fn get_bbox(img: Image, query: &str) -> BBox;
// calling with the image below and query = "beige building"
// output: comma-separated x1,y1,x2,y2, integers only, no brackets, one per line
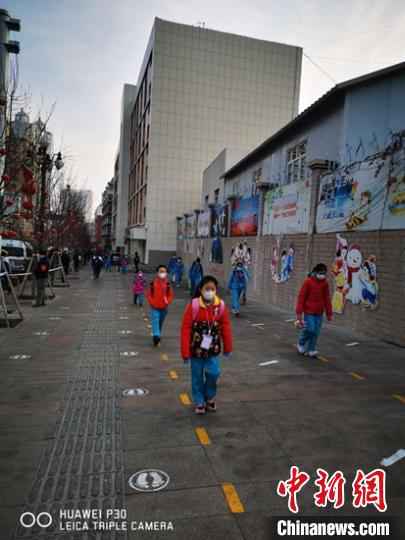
127,18,302,264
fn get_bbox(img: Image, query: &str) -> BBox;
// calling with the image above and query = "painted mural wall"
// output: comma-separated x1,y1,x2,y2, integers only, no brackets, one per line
230,195,259,236
263,181,311,235
316,132,405,233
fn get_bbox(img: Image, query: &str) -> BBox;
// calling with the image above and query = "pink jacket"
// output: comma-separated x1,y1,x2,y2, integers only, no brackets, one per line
132,274,146,294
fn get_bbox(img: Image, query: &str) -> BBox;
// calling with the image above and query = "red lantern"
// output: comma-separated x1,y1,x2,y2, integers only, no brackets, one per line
0,148,6,157
5,199,13,207
22,181,37,195
22,165,34,182
22,198,34,211
1,174,11,185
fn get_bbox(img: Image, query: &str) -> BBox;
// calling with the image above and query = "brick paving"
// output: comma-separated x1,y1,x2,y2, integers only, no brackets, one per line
0,268,404,539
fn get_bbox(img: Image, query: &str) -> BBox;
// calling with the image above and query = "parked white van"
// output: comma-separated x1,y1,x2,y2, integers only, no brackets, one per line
0,239,33,274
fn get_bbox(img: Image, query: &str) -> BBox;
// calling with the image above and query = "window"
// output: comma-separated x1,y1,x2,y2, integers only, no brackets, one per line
214,189,220,205
286,141,307,184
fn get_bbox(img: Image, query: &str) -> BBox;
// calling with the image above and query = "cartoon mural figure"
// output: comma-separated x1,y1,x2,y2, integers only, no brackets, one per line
280,247,294,282
270,245,279,282
346,190,372,230
359,255,378,309
271,239,294,283
331,234,378,313
331,234,349,314
345,245,363,304
230,241,251,268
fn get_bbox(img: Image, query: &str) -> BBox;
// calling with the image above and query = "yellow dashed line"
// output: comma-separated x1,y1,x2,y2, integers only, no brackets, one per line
169,370,178,380
318,355,329,363
350,372,365,381
393,394,405,404
161,353,169,361
195,427,211,445
179,393,191,405
222,483,245,513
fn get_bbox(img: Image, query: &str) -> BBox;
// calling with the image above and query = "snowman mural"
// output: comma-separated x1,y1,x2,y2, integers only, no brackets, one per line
345,245,363,304
331,235,379,313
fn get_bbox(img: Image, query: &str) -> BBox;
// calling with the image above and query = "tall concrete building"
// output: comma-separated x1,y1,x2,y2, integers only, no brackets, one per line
113,84,137,251
127,18,302,264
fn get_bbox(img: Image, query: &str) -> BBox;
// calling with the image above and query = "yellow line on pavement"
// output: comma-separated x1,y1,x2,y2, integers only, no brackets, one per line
195,427,211,445
318,355,329,363
222,483,245,513
161,353,169,361
393,394,405,404
350,372,365,381
169,370,178,380
179,393,191,405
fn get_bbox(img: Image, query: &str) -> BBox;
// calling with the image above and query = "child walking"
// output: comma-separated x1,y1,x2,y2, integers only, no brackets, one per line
147,265,174,346
132,271,146,306
228,262,249,316
181,275,232,415
296,263,333,357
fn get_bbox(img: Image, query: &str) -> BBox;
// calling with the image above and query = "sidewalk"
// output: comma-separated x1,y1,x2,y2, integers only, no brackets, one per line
0,269,404,539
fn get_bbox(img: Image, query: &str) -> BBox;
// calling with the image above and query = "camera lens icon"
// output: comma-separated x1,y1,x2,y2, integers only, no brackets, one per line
20,512,53,528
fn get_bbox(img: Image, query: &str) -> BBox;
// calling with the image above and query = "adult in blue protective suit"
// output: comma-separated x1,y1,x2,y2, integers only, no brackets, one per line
188,257,204,297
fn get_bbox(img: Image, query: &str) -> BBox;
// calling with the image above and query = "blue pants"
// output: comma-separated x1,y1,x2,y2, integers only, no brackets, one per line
133,293,144,306
190,277,201,296
150,308,168,338
231,287,243,312
191,356,221,406
299,314,323,352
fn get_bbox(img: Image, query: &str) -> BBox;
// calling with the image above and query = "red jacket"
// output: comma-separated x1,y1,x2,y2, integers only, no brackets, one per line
181,296,233,359
296,276,333,319
146,278,174,309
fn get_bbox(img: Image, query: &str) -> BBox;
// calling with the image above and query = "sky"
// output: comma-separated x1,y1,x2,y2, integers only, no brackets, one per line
4,0,405,216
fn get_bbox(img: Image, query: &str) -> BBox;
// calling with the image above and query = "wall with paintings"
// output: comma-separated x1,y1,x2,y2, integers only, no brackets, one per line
317,134,405,233
263,180,311,235
230,195,260,236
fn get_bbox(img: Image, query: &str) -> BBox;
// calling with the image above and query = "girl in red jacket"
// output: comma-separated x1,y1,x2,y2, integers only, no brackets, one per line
181,275,232,415
296,263,333,357
146,265,174,347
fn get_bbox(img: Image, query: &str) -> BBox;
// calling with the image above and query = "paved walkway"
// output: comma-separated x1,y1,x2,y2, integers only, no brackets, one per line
0,269,404,539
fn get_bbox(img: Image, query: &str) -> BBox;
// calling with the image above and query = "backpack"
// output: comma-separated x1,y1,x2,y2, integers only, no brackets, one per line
36,258,49,277
191,297,225,321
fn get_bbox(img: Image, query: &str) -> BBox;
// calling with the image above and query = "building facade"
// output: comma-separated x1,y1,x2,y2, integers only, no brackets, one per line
113,84,137,252
177,61,405,346
127,18,302,264
101,179,113,251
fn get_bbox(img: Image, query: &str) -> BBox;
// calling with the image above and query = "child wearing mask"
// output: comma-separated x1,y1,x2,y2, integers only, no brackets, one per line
228,263,249,316
132,271,146,306
147,265,174,346
181,275,233,415
296,263,333,357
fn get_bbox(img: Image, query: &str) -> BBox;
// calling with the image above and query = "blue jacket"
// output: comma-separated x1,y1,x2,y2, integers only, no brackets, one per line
228,267,249,290
189,261,203,281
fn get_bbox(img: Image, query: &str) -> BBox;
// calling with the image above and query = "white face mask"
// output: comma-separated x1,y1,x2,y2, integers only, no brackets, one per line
202,290,216,302
158,272,167,279
316,273,326,280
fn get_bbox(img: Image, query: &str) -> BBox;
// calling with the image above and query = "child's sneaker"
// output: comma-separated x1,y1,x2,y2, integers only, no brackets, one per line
297,344,305,354
308,350,318,357
206,400,217,412
194,405,206,415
